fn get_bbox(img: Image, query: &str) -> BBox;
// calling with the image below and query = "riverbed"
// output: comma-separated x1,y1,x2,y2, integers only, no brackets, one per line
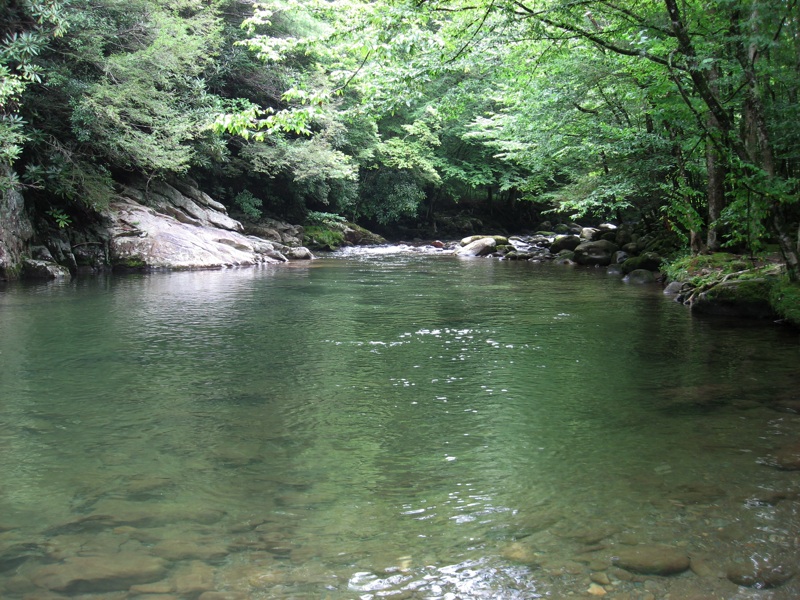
1,252,798,599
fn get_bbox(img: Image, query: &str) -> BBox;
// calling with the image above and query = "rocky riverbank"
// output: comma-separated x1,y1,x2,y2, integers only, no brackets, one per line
0,179,315,281
444,225,799,328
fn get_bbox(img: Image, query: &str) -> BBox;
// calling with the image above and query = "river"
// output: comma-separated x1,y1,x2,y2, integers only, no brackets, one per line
1,250,798,599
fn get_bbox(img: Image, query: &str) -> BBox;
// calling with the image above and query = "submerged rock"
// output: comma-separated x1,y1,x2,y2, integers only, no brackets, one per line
623,269,657,284
31,554,168,593
726,559,794,588
774,441,800,470
612,544,690,576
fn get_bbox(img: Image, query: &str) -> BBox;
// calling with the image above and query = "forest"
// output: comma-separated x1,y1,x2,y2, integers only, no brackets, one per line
2,0,800,281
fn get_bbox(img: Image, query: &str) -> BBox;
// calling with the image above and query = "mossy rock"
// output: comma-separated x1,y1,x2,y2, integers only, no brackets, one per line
600,231,618,242
112,256,148,270
303,225,346,250
621,252,663,274
666,252,749,283
691,279,775,319
769,278,800,328
550,235,581,253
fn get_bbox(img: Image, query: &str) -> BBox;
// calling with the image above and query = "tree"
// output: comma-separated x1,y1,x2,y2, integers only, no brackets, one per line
410,0,800,277
1,0,70,191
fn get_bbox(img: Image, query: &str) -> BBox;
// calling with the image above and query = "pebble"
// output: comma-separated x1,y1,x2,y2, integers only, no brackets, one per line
587,582,607,595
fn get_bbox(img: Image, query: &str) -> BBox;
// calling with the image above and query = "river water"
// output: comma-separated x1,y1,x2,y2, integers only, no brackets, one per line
0,250,798,599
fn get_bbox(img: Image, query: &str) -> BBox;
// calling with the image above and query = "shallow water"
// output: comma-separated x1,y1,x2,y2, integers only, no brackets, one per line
0,253,798,599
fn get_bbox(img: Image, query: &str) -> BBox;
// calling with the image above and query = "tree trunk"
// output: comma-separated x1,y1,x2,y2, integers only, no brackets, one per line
735,2,800,280
705,63,726,252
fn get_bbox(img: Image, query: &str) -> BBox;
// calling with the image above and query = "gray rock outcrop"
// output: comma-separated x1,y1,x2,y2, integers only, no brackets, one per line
100,181,314,271
3,177,315,279
104,201,280,270
0,167,35,280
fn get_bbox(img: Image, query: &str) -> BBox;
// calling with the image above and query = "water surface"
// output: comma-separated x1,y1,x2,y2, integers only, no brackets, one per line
1,253,798,598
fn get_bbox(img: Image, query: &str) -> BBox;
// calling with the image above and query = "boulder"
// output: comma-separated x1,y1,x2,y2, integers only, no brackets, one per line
623,269,657,284
573,240,619,266
153,539,229,562
622,242,639,254
457,237,497,257
553,256,576,266
567,222,583,235
621,252,663,274
611,250,629,264
172,561,216,595
460,234,509,246
550,235,582,253
690,279,774,319
580,227,600,240
774,441,800,470
663,281,688,295
243,217,305,246
600,231,617,242
615,225,634,247
727,559,794,588
31,554,168,593
283,246,315,260
612,544,690,576
20,258,71,279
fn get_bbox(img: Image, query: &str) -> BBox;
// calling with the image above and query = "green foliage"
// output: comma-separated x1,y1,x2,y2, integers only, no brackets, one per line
303,224,345,250
46,207,71,228
306,211,346,225
1,0,70,189
769,278,800,328
357,170,425,225
233,190,263,219
23,153,115,208
664,253,755,286
66,1,225,175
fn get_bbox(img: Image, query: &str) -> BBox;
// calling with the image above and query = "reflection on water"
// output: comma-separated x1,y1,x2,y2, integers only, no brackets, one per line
0,257,798,599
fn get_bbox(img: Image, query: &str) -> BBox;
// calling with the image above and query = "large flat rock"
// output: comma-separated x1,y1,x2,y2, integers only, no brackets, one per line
31,553,168,593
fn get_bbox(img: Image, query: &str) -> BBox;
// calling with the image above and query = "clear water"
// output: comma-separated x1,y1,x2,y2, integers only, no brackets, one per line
0,253,798,599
